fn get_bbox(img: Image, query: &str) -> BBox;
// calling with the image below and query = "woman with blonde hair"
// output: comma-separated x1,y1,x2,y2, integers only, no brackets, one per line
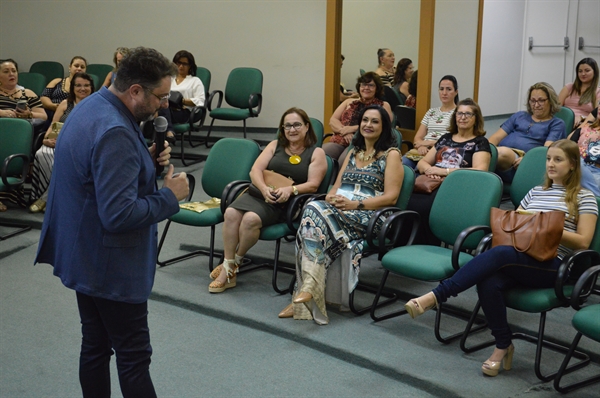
102,47,129,88
406,139,598,377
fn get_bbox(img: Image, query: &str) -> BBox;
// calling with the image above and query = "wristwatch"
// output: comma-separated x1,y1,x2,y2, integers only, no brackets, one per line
357,199,364,210
292,185,299,196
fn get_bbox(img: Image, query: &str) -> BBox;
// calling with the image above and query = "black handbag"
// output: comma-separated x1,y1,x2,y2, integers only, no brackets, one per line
168,90,183,110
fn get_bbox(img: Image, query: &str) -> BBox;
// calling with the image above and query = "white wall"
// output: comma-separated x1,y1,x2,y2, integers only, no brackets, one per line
0,0,327,128
430,0,480,108
341,0,420,91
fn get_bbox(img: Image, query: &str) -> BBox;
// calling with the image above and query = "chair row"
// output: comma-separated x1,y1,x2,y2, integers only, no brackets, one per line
155,137,599,391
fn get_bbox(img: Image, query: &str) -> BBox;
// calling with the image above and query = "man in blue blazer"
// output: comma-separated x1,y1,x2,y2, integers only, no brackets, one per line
36,47,189,398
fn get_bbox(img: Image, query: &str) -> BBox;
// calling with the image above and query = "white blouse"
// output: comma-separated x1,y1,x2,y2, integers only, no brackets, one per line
171,75,205,109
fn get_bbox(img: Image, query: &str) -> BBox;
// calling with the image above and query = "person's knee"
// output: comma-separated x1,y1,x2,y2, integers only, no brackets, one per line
241,212,262,231
224,207,243,225
495,147,517,170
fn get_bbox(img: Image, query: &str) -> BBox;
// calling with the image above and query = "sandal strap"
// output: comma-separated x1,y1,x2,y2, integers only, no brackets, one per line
222,259,239,282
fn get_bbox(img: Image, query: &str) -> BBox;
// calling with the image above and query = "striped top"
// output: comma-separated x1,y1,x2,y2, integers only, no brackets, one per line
520,184,598,259
0,89,43,111
420,107,455,142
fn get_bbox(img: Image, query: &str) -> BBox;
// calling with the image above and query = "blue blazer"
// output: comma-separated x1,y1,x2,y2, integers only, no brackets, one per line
36,88,180,303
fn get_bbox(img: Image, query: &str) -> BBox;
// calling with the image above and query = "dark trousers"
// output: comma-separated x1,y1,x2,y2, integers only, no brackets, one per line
432,246,561,349
76,292,157,398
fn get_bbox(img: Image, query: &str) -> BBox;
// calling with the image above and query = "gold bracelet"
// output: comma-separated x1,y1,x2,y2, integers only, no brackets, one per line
446,168,450,176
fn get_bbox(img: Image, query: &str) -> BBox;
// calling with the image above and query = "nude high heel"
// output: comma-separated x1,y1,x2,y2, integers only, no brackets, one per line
404,292,438,319
208,259,238,293
482,344,514,377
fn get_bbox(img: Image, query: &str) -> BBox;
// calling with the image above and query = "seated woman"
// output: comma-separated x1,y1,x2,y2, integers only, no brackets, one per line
40,56,87,121
279,105,404,324
375,48,395,87
157,50,205,142
402,75,459,169
406,139,598,377
405,70,418,109
208,107,327,293
489,82,565,184
29,72,95,213
558,57,599,127
0,58,47,212
568,112,600,196
409,98,491,245
392,58,414,100
324,72,393,163
102,47,129,88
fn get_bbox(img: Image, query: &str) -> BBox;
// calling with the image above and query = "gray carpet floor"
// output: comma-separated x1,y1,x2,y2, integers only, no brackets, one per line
1,128,599,398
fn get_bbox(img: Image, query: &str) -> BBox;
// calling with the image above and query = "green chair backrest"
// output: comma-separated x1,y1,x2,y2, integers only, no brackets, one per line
86,64,113,83
201,138,260,198
317,155,338,194
489,143,498,172
196,67,211,97
0,119,33,177
397,165,415,211
29,61,64,84
88,74,101,93
430,170,503,248
359,69,366,76
510,146,548,208
224,67,263,109
17,72,46,97
309,117,324,147
589,197,600,252
555,106,574,136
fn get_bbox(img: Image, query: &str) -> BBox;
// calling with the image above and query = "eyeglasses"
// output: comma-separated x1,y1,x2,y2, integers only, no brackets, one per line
360,83,376,89
74,84,91,88
456,112,474,119
282,122,304,131
149,91,170,104
176,62,190,67
529,98,547,106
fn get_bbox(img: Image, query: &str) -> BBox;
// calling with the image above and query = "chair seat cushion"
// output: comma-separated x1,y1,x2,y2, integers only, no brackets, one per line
259,222,296,241
172,123,190,134
572,305,600,342
169,207,223,226
381,245,473,281
504,286,573,313
210,108,252,121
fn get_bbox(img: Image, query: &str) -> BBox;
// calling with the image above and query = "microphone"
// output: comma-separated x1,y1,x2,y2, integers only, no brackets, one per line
153,116,168,176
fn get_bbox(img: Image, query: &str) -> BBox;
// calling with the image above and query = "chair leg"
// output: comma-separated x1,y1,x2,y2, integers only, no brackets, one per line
0,222,32,240
242,120,247,139
370,270,409,321
349,282,397,316
157,223,222,271
553,333,600,393
433,301,487,344
205,118,216,149
460,300,496,353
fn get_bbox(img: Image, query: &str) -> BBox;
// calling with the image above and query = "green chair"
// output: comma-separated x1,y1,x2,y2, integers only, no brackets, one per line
555,106,575,136
508,146,548,207
488,144,498,172
310,118,324,147
222,155,338,294
29,61,64,85
359,69,366,76
17,72,46,97
460,197,600,382
0,119,33,240
554,264,600,393
156,138,261,270
88,74,101,93
170,67,212,165
204,67,263,148
371,170,503,343
394,105,416,130
85,64,113,85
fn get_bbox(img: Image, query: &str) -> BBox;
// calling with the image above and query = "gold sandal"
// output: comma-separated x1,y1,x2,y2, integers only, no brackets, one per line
29,199,46,213
0,201,6,212
208,259,238,293
210,254,243,280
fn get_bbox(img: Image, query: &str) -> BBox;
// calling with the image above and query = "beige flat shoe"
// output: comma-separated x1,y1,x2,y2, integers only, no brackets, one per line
29,199,46,213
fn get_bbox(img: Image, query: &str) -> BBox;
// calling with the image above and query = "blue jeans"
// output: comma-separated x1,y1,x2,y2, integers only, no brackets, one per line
76,292,156,398
401,157,418,169
432,246,561,349
581,160,600,196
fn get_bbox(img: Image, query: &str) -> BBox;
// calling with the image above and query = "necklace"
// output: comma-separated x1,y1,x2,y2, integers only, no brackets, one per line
288,147,304,165
0,87,19,99
357,149,376,162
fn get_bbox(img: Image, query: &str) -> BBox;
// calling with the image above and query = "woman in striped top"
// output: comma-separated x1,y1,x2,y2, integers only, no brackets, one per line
405,139,598,377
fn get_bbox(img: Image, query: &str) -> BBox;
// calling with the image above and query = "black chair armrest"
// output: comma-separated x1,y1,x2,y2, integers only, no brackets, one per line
570,264,600,310
249,93,262,117
184,174,195,201
451,225,492,271
475,232,494,255
401,140,414,152
207,90,223,112
284,193,314,231
188,105,207,130
2,153,30,187
555,249,600,303
374,209,420,260
220,180,250,214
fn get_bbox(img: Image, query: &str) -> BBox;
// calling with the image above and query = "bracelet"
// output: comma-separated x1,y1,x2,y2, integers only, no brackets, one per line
446,168,450,176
